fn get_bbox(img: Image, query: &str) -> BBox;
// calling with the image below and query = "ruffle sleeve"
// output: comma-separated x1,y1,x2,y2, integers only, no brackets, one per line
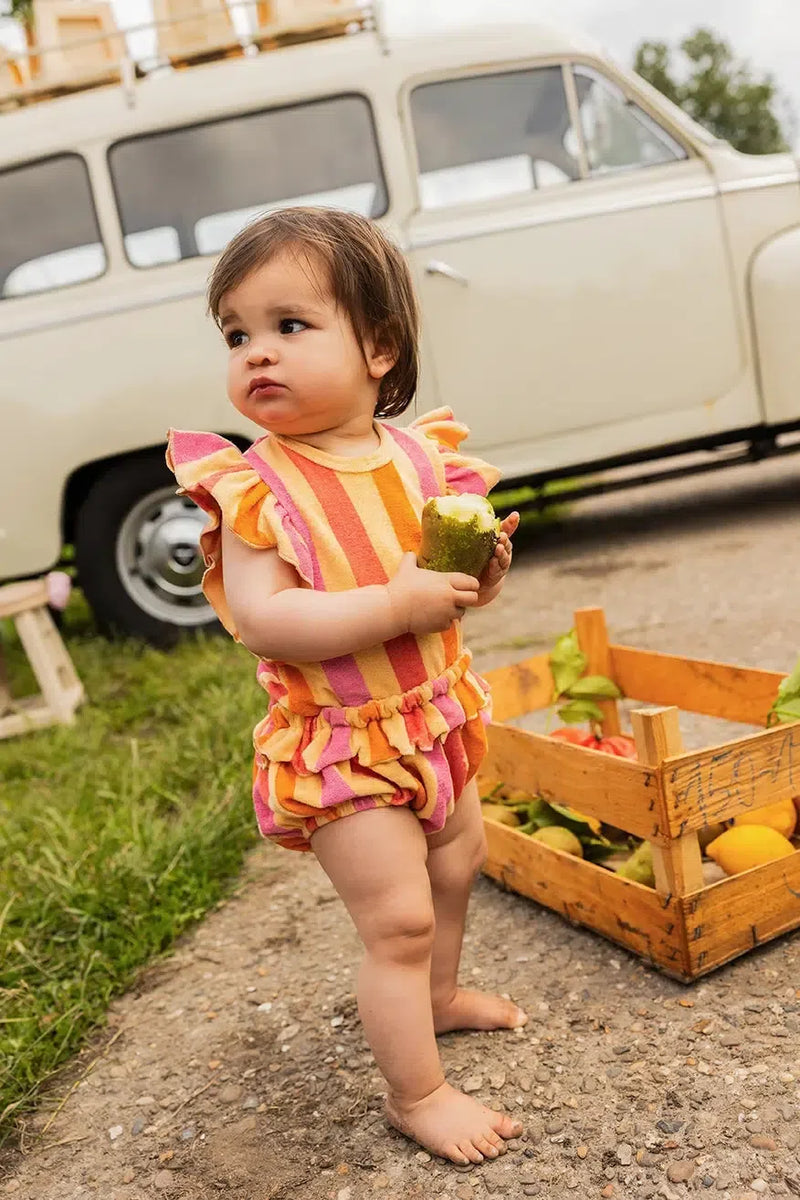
165,430,311,639
409,407,501,497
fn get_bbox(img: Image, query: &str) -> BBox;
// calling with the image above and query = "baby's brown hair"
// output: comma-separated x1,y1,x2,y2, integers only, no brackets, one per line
207,207,419,420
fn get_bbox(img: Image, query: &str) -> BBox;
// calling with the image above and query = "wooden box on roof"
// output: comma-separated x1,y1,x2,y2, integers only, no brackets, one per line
479,607,800,982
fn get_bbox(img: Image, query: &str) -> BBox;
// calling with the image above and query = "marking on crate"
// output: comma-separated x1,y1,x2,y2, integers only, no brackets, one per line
692,926,703,941
669,727,800,818
751,924,760,947
786,881,800,900
696,951,707,968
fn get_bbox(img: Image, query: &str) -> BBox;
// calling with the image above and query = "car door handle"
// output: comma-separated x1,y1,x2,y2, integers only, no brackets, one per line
425,259,469,286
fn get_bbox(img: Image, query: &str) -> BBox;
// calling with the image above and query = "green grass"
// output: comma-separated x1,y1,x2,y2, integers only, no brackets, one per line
491,478,577,528
0,594,265,1140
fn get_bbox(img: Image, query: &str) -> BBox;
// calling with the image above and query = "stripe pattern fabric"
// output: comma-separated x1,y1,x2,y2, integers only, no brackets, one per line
166,407,500,851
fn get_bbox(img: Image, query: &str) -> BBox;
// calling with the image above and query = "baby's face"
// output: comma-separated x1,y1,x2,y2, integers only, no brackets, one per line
219,248,387,438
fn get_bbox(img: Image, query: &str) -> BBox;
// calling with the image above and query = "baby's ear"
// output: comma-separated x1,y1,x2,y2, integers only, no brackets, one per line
366,329,399,381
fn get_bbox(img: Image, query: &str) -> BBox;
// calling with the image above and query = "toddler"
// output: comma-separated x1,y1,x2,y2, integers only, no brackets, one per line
166,208,526,1165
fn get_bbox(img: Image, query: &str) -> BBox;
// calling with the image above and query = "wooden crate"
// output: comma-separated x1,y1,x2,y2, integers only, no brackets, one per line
478,607,800,982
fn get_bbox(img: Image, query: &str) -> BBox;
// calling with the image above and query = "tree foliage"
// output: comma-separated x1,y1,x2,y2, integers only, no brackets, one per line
634,28,788,155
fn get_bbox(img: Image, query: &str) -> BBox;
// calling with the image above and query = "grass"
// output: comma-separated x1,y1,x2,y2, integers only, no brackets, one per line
0,593,265,1141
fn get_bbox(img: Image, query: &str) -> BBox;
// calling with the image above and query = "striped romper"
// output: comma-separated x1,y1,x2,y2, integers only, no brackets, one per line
166,407,500,852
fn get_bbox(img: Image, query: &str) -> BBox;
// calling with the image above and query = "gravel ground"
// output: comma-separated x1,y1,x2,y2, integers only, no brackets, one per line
4,454,800,1200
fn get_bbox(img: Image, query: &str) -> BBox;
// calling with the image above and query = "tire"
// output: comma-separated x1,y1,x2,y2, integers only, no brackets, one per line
74,452,220,647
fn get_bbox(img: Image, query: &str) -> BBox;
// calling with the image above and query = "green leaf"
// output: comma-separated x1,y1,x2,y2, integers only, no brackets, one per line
769,697,800,725
776,657,800,703
557,698,604,725
549,631,587,698
566,675,622,700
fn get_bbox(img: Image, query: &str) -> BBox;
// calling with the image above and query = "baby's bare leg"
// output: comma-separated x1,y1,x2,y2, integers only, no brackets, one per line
427,779,528,1034
310,806,521,1164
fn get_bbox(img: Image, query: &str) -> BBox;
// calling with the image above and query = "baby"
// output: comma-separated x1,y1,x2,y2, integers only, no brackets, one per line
167,207,526,1165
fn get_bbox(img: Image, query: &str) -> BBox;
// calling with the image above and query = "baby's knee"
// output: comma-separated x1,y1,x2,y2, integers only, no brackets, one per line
363,898,436,964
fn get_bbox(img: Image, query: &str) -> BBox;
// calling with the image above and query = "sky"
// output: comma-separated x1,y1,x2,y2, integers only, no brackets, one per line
2,0,798,144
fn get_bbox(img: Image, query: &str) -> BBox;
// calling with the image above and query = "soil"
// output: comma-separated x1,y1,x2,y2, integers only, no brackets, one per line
4,457,800,1200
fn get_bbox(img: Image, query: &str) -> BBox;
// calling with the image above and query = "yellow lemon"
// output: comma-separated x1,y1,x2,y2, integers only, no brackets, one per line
733,798,796,840
705,825,795,876
531,826,584,858
481,803,520,828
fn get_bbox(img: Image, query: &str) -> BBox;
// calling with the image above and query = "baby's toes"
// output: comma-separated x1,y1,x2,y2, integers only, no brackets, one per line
475,1134,501,1159
458,1139,485,1164
492,1112,523,1140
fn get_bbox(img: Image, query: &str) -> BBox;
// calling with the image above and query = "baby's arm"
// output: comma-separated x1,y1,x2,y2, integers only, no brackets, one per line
221,526,481,662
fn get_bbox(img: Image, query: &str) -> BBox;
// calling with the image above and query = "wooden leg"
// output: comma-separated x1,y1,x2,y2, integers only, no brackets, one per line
574,607,622,737
14,607,84,725
631,706,704,897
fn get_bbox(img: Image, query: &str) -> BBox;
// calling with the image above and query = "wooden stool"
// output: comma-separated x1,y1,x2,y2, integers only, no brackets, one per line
0,578,85,739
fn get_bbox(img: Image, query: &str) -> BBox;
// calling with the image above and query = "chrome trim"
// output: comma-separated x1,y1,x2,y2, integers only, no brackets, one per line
410,184,717,251
425,259,469,284
719,172,798,194
0,282,207,343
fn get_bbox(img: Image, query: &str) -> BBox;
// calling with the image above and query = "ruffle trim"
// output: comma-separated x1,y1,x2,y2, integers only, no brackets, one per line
408,407,501,497
253,653,491,775
165,430,314,638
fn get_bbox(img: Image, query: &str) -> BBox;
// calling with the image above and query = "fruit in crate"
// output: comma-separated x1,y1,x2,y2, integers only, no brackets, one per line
615,841,655,887
417,494,499,577
550,728,637,759
481,803,521,827
705,825,795,876
732,798,796,840
531,826,584,857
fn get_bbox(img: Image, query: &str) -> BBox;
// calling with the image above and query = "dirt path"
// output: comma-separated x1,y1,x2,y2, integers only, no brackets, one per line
5,457,800,1200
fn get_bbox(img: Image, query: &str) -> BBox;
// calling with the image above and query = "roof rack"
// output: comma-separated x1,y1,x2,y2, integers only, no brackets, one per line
0,0,377,111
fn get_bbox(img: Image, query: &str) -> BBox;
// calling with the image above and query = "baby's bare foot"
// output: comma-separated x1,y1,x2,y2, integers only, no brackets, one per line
385,1081,523,1165
433,988,528,1035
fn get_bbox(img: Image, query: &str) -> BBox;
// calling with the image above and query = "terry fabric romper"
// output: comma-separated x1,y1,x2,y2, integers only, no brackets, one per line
166,407,501,852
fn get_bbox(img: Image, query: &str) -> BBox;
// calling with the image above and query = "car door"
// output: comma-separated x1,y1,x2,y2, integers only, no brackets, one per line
403,62,751,481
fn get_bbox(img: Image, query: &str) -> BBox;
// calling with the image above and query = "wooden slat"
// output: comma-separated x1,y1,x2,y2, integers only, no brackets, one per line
481,653,554,723
575,607,621,736
664,721,800,835
683,850,800,977
631,708,703,909
483,819,688,979
609,644,783,727
483,723,660,839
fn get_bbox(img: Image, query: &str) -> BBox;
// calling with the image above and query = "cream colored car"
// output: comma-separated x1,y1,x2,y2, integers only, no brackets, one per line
2,13,800,643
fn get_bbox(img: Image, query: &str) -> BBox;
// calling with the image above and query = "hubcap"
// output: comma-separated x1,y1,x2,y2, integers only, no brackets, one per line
116,487,214,626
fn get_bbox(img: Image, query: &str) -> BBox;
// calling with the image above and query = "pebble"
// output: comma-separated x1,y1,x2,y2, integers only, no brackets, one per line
122,1168,136,1184
506,1138,522,1151
617,1144,633,1166
242,1096,259,1110
545,1121,564,1135
637,1150,662,1167
577,1146,588,1159
751,1182,768,1194
750,1136,777,1150
373,1174,389,1189
4,1184,20,1194
180,1126,195,1141
220,1084,242,1104
336,1190,352,1200
131,1116,145,1135
415,1152,431,1164
601,1187,615,1198
667,1162,696,1184
463,1076,483,1094
330,1016,345,1028
153,1171,176,1190
490,1071,507,1090
456,1187,473,1200
522,1187,541,1197
108,1125,124,1141
135,1095,156,1106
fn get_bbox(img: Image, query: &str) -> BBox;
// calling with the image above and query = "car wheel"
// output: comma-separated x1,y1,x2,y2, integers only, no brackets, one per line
74,452,219,646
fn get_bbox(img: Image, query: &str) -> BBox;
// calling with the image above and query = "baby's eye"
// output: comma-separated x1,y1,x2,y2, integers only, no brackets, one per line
280,318,307,335
226,329,247,349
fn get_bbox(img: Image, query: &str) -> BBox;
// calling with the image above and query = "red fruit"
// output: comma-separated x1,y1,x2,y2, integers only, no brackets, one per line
549,727,594,746
596,735,638,760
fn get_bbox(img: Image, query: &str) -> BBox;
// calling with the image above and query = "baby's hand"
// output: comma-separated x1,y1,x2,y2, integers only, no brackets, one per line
387,553,480,636
478,512,520,601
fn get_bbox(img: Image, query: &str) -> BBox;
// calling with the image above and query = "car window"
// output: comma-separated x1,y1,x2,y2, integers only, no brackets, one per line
0,154,105,300
108,95,387,267
573,66,687,175
410,67,579,211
